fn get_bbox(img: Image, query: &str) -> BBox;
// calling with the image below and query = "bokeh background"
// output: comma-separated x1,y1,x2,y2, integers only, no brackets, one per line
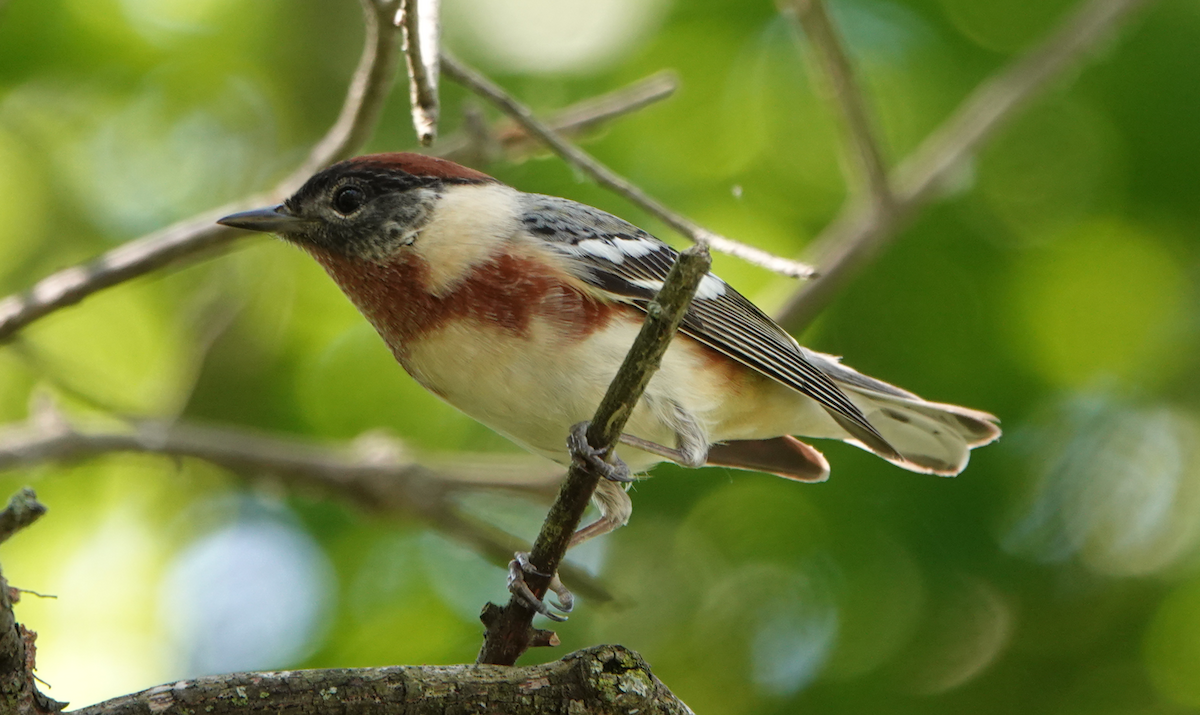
2,0,1199,711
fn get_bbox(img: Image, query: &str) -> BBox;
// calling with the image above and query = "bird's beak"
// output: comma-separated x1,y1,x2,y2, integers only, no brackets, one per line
217,205,311,234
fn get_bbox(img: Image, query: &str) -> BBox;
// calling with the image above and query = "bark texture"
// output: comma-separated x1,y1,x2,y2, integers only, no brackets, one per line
0,489,64,715
73,645,692,715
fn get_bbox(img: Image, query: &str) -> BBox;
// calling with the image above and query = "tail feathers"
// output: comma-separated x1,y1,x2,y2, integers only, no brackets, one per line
800,348,1000,476
846,390,1000,476
707,436,830,482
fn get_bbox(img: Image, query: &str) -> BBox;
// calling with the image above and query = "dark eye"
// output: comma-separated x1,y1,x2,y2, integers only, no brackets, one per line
332,186,366,215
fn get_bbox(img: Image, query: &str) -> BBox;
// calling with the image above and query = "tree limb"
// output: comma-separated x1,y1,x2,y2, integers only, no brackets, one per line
0,416,613,604
477,246,712,666
441,54,817,279
71,645,692,715
776,0,1155,329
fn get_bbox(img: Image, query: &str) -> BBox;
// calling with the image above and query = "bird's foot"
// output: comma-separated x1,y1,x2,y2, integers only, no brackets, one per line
568,422,633,483
507,551,574,621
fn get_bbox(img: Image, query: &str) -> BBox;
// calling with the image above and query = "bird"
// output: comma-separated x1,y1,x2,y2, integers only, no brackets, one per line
218,152,1000,617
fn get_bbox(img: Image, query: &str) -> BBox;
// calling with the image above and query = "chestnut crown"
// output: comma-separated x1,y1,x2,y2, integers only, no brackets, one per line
217,153,496,259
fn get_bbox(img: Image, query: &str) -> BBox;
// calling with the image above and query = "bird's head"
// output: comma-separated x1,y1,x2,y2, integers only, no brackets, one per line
217,153,497,261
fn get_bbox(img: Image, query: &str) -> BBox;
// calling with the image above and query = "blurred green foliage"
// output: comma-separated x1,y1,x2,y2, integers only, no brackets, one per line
2,0,1199,711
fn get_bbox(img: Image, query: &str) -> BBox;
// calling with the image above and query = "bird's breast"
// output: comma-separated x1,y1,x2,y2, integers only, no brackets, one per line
309,248,614,350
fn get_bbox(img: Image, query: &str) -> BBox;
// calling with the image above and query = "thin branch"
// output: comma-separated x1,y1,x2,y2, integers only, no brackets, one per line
0,0,404,345
776,0,1155,330
477,246,712,666
0,71,677,347
73,645,691,715
441,54,818,279
399,0,441,145
500,72,677,147
0,416,612,604
783,0,893,209
0,207,246,345
0,419,551,501
435,71,679,165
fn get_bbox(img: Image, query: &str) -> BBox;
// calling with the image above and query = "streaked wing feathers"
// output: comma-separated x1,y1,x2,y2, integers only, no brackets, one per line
521,194,894,456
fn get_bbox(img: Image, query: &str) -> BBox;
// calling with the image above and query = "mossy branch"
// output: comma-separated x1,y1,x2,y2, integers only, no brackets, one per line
71,646,692,715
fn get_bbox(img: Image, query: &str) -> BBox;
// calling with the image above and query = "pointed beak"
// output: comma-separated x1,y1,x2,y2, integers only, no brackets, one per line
217,205,312,234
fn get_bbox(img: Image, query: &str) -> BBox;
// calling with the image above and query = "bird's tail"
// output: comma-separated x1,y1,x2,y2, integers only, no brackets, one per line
807,351,1001,476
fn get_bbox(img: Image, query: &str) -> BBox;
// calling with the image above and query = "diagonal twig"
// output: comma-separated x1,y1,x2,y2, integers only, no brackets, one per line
441,54,818,279
477,245,712,666
435,70,679,165
777,0,1155,330
783,0,893,210
399,0,441,145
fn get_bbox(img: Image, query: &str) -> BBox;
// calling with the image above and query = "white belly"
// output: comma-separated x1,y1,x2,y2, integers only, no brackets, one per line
400,313,731,471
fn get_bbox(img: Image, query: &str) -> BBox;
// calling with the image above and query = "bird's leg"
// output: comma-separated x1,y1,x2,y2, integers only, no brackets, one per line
568,502,628,548
506,430,637,618
526,479,631,613
618,401,709,468
567,421,633,482
618,434,708,468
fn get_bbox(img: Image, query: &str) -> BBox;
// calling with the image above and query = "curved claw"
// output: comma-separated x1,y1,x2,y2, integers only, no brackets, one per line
568,422,633,483
507,552,570,621
514,551,552,579
548,578,575,614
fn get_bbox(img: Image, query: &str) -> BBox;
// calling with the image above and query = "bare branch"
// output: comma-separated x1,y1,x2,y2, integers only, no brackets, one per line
73,645,691,715
477,246,712,666
782,0,893,209
0,416,612,604
777,0,1155,330
0,208,243,345
0,419,550,502
399,0,441,145
435,71,679,165
441,54,817,279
